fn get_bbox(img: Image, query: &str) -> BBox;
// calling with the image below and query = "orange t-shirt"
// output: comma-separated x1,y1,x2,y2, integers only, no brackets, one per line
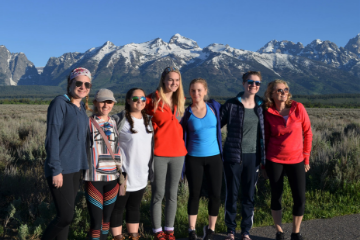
145,91,187,157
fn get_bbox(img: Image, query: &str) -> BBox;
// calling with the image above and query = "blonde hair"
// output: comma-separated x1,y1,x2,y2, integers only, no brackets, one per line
264,79,293,110
189,78,209,101
152,67,185,117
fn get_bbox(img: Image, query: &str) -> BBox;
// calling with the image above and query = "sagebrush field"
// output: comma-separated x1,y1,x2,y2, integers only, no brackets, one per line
0,105,359,239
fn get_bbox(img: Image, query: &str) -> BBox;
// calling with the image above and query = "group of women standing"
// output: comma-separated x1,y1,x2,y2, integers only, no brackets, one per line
43,66,312,240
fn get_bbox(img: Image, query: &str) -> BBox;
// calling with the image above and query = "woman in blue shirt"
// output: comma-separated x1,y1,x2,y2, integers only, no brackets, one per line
181,78,223,240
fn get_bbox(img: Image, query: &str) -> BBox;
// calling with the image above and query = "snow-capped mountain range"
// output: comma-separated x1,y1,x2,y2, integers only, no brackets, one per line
1,33,360,95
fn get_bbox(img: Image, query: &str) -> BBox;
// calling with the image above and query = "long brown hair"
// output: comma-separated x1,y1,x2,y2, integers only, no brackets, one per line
152,67,185,117
263,79,293,110
242,71,262,82
125,88,153,134
66,68,92,111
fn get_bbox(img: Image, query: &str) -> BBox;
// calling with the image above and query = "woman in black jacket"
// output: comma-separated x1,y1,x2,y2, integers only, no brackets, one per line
220,71,265,240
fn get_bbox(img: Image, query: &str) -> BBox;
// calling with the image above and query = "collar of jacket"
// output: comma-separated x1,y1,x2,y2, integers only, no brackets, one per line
266,100,298,116
236,91,263,106
63,94,86,107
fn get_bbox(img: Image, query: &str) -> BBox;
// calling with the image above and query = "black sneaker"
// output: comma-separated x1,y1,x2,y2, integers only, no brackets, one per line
188,230,197,240
291,233,304,240
202,226,214,240
276,232,285,240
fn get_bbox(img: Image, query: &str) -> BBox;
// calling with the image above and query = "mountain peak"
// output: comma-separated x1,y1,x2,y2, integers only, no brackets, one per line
345,33,360,55
147,38,166,48
257,40,303,54
169,34,199,49
315,39,323,44
102,41,115,47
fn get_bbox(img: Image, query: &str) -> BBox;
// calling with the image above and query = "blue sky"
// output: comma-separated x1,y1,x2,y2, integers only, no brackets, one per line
1,0,359,67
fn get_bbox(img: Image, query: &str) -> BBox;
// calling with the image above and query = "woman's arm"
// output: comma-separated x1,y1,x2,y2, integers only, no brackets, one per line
264,112,271,152
45,99,65,187
45,100,65,176
220,102,230,128
299,103,313,165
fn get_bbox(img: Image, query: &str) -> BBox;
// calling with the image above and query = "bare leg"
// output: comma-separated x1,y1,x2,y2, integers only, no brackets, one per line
271,210,283,233
188,215,197,230
111,226,122,236
292,215,303,233
127,223,139,233
208,215,217,231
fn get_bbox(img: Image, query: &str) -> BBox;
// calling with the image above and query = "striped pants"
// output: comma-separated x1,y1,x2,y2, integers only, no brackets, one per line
85,180,119,240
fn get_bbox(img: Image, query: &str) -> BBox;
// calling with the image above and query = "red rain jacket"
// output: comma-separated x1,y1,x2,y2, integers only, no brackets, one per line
264,101,312,165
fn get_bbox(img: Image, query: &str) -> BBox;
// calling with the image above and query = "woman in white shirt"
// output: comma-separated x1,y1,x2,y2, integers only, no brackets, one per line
110,88,154,240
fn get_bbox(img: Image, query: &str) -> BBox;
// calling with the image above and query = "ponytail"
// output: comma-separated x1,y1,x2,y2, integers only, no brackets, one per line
125,108,137,134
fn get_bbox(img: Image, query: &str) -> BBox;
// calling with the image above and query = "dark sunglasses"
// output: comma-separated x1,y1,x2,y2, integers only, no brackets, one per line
101,100,114,104
131,96,146,102
246,79,261,86
75,81,92,89
275,88,289,94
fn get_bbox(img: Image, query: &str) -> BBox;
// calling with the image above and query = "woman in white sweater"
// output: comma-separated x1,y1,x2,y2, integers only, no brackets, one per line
110,88,154,240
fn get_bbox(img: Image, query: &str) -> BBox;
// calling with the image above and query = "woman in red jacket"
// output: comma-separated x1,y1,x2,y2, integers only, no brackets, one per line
145,67,187,240
263,80,312,240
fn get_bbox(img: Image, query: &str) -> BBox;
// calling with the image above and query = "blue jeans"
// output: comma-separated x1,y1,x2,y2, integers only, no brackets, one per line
224,153,259,236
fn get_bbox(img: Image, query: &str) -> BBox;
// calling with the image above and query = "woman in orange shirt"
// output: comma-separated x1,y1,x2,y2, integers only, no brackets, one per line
146,67,187,240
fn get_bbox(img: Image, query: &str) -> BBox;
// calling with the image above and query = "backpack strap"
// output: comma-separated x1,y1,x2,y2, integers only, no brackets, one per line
90,117,115,160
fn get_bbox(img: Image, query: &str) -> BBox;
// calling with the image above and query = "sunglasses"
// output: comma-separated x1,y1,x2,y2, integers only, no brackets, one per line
75,81,92,89
162,67,178,78
101,100,114,104
275,88,289,94
131,96,146,102
246,79,261,86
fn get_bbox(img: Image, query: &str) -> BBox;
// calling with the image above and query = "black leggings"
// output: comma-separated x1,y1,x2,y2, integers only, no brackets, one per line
41,171,81,240
186,154,223,216
110,187,146,227
265,160,306,216
85,180,119,240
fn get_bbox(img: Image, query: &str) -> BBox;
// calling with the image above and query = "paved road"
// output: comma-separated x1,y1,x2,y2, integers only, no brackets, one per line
179,214,360,240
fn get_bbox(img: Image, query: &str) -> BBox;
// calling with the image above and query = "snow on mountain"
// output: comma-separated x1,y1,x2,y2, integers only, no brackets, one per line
3,33,358,94
111,34,203,66
300,39,359,69
345,33,360,56
0,46,39,86
36,67,44,74
169,33,199,49
257,40,304,55
258,37,360,71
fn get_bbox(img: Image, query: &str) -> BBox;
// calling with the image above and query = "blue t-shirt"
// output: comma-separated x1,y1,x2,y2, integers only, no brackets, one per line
186,104,220,157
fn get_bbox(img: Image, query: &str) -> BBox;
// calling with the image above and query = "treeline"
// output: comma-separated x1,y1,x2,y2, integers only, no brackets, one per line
302,102,360,108
0,99,51,105
292,93,360,99
0,98,126,105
